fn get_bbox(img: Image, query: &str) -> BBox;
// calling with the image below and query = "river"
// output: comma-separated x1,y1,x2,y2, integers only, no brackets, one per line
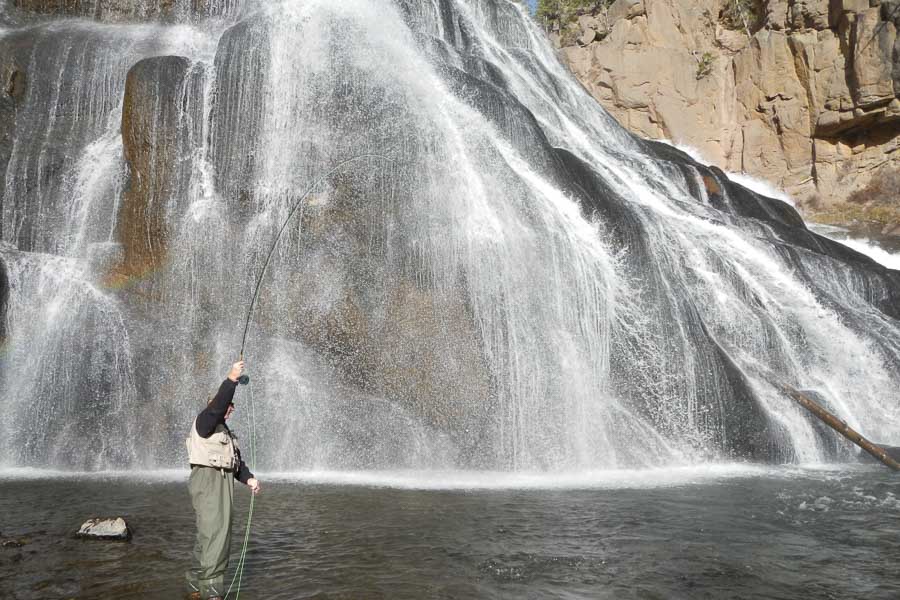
1,465,897,599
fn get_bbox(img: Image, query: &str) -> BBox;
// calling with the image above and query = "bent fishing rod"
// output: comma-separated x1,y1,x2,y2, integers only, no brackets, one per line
222,152,397,600
235,151,397,380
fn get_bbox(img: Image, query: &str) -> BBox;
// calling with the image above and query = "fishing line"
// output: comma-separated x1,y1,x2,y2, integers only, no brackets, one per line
223,152,397,599
237,152,398,368
225,377,255,599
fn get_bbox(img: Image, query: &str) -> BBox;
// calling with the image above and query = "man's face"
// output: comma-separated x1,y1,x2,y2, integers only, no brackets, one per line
225,403,235,420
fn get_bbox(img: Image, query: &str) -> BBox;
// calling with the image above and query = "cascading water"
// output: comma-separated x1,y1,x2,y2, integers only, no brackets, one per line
0,0,897,473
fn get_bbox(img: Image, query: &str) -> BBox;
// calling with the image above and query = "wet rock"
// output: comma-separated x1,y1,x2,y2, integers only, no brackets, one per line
10,0,236,22
0,47,27,210
209,17,270,209
76,517,132,541
288,179,494,454
113,55,200,284
0,255,8,345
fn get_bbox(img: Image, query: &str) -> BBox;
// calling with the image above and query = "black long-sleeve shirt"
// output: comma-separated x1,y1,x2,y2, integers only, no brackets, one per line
195,378,254,484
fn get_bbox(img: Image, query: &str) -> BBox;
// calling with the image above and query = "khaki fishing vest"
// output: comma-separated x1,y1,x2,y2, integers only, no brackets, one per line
186,419,238,470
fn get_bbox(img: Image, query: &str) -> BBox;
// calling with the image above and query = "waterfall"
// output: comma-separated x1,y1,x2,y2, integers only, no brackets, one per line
1,0,897,472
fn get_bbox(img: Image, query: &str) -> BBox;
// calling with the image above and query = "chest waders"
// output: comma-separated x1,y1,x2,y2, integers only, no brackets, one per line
187,465,235,599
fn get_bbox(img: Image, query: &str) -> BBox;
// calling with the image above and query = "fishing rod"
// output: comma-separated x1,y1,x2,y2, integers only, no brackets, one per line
236,151,397,381
223,151,397,599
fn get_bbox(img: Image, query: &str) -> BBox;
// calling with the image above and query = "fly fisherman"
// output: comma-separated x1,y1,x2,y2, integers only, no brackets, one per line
186,360,261,600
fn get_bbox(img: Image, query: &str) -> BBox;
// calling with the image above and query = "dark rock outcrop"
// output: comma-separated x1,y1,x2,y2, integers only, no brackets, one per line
209,17,269,210
0,40,27,219
262,171,496,458
113,55,201,284
10,0,239,22
0,255,8,346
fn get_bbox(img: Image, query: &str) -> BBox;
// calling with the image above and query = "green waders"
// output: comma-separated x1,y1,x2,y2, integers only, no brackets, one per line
186,465,234,599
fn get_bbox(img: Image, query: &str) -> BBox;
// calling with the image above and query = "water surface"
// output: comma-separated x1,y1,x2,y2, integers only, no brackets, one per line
1,465,898,599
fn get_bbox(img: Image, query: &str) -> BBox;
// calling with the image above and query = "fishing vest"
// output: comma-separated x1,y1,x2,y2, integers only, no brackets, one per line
186,419,238,471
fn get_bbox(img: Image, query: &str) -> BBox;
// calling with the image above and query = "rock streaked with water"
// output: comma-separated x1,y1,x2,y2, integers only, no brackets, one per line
0,0,897,473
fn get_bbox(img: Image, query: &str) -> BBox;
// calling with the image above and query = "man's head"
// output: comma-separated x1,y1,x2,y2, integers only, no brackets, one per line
207,395,235,420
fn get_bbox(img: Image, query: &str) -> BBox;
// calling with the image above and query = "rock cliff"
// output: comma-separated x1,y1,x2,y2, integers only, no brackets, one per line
10,0,237,21
555,0,900,234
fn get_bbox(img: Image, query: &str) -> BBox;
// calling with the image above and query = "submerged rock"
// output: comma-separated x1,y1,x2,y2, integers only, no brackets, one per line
76,517,132,541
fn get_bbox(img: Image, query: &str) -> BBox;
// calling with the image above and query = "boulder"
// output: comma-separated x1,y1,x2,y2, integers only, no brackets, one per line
789,0,831,29
608,0,645,27
114,55,199,283
76,517,131,541
577,13,608,43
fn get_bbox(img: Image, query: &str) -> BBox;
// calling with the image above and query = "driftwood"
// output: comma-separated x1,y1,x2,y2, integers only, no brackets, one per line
782,385,900,471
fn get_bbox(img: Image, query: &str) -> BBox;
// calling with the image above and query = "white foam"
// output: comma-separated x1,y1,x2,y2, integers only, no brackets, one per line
0,467,188,482
728,172,796,206
250,464,805,490
829,238,900,271
1,463,878,489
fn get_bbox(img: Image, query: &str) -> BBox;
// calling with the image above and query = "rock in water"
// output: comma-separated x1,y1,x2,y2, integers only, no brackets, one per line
76,517,131,541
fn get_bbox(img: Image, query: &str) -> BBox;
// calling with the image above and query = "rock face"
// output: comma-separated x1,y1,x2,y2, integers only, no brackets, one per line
209,18,270,209
0,255,8,345
76,517,131,540
0,39,27,214
557,0,900,219
115,55,201,282
10,0,238,21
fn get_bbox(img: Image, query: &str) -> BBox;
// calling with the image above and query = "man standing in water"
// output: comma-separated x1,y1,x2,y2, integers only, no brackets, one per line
186,360,261,600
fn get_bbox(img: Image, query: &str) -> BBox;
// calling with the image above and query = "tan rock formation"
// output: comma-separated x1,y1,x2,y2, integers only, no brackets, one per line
557,0,900,224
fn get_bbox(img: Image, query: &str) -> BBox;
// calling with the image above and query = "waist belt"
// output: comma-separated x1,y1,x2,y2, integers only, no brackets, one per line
190,463,234,472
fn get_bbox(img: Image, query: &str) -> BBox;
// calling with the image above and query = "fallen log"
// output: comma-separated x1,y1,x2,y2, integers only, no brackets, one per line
781,385,900,471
